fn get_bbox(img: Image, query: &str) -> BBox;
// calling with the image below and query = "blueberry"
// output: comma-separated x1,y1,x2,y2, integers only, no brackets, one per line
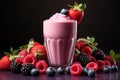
31,68,40,76
111,65,118,72
88,69,96,78
65,66,70,74
103,66,111,73
46,67,56,77
60,8,68,15
82,68,89,76
57,67,65,75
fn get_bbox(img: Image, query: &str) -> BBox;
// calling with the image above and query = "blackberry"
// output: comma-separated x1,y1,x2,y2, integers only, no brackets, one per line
92,49,105,60
77,53,91,67
21,64,34,76
10,61,22,73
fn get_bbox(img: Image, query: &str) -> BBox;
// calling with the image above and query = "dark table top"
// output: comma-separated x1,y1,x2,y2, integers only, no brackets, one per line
0,70,119,80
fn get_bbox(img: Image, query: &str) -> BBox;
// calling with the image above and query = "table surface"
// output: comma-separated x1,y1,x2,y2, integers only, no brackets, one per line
0,70,119,80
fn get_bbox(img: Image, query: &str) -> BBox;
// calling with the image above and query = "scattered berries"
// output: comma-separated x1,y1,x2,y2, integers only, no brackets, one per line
92,49,105,60
0,56,11,70
10,61,22,73
30,68,40,76
104,55,116,65
96,60,105,71
57,67,65,75
65,66,71,74
82,46,93,55
70,63,83,76
104,60,111,66
86,62,98,71
111,65,118,72
23,54,37,66
21,64,34,76
103,66,111,73
35,60,48,74
77,53,91,67
46,67,56,77
87,69,96,78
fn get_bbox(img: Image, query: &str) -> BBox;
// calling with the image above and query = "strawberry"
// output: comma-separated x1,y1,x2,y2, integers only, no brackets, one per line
29,44,47,60
104,55,116,65
68,2,86,24
0,56,11,70
34,42,40,46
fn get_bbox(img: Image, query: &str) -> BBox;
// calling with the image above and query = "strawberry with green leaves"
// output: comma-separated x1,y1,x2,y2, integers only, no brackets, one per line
68,2,86,24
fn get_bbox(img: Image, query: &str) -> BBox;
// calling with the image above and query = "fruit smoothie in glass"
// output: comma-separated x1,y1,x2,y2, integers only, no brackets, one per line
43,13,77,67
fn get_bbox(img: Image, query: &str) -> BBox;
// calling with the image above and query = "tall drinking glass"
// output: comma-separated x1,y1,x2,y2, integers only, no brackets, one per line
43,13,77,67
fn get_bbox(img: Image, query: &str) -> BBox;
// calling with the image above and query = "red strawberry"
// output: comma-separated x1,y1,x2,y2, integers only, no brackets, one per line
29,44,47,60
82,46,93,55
104,55,116,65
35,60,48,74
86,62,98,71
34,42,40,46
96,60,105,71
23,54,37,66
104,60,111,66
0,56,11,70
68,2,86,24
70,63,83,76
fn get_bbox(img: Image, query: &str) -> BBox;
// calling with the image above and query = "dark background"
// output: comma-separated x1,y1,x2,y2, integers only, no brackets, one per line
0,0,119,54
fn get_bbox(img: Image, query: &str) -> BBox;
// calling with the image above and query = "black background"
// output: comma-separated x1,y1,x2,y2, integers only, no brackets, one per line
0,0,119,53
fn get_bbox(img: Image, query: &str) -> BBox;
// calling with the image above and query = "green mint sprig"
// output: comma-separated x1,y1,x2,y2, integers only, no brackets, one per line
110,49,120,61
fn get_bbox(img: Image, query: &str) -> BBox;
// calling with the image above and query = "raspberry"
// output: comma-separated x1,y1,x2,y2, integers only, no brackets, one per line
86,62,98,72
77,40,86,50
23,54,37,66
18,49,28,57
15,58,23,64
70,63,83,76
96,60,105,71
104,55,116,65
82,46,93,55
104,60,111,66
35,60,48,74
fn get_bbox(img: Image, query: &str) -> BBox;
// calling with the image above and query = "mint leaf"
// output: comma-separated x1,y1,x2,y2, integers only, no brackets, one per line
113,54,120,61
4,52,10,56
110,49,115,57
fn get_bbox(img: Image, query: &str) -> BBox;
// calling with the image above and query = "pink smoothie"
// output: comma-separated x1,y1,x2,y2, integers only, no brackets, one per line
43,13,77,67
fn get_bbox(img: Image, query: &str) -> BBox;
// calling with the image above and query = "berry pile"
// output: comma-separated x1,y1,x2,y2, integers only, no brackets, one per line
0,1,119,79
